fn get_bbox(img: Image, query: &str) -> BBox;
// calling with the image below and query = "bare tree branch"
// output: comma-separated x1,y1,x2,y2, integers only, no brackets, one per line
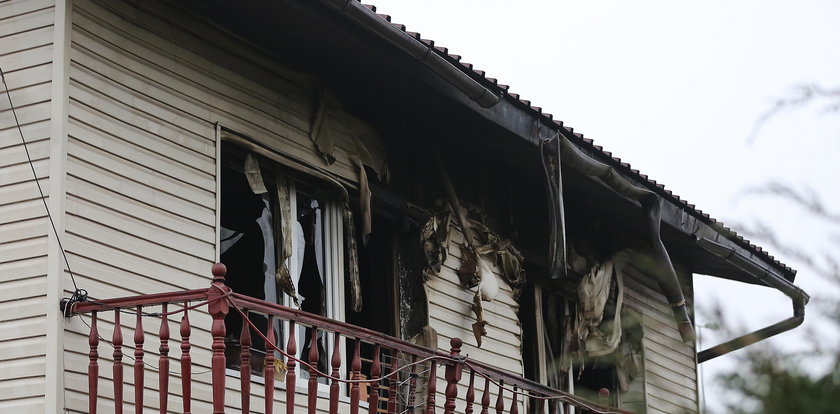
740,181,840,224
748,84,840,144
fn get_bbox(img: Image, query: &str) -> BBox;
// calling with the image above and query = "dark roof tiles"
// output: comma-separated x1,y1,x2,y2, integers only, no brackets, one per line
364,1,793,275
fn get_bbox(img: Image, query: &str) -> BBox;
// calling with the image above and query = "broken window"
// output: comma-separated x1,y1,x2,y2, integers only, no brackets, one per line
220,143,342,381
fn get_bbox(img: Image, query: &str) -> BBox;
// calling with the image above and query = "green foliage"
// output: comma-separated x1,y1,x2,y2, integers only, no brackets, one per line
719,175,840,413
720,347,840,414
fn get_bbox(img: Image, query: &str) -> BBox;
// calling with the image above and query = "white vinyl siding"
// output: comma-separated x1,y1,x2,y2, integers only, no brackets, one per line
0,1,55,411
623,266,699,414
59,0,374,411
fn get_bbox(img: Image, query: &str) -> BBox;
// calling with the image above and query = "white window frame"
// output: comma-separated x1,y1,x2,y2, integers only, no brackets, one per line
281,179,346,391
215,132,348,392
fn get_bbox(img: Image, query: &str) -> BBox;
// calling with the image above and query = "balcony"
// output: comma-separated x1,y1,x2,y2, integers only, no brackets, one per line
69,264,631,414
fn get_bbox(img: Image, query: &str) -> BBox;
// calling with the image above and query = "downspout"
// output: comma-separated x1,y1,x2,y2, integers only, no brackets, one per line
555,135,696,343
317,0,502,108
695,237,809,363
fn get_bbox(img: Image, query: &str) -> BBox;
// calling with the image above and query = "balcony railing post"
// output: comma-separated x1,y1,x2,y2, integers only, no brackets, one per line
308,326,320,414
134,306,145,414
88,311,99,414
113,310,124,414
350,338,362,414
265,315,276,414
368,344,381,414
329,332,341,414
159,303,170,414
240,309,252,414
425,359,437,414
443,338,463,414
180,303,192,414
465,370,476,414
209,263,230,414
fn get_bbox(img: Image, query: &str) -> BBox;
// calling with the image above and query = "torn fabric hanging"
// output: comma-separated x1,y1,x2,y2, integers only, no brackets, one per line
274,173,299,307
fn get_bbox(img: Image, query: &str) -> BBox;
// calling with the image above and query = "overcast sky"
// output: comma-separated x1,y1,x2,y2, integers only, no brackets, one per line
370,0,840,411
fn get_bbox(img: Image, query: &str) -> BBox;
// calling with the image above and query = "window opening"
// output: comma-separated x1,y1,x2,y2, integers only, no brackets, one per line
220,143,343,385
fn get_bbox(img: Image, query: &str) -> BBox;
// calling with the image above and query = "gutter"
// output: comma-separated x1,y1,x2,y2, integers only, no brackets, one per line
317,0,502,108
695,237,809,363
557,135,696,344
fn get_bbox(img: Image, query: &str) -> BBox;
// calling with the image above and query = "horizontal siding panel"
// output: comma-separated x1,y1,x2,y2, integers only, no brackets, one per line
0,63,52,96
0,7,53,42
68,117,214,191
0,198,47,225
0,217,48,244
0,296,47,321
68,62,212,146
67,138,214,209
0,25,53,59
0,44,53,78
0,315,46,342
65,215,211,281
68,100,214,175
426,281,521,332
0,179,50,209
0,161,49,188
0,335,46,362
644,358,697,389
68,80,214,160
0,275,47,302
0,137,50,170
66,156,214,226
79,0,311,125
0,356,46,381
71,17,309,135
0,256,46,284
0,118,50,150
66,196,212,259
623,269,697,413
0,101,51,132
646,384,697,413
643,339,696,380
0,397,45,413
0,0,53,22
0,377,45,403
62,254,209,299
0,236,48,263
66,177,214,243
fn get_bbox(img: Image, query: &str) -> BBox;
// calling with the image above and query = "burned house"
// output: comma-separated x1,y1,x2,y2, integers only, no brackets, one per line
0,0,808,413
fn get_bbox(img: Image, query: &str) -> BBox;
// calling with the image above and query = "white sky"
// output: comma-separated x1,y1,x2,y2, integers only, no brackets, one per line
371,1,840,412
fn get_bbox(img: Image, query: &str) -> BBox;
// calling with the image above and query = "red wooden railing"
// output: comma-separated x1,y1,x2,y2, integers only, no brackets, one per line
71,264,632,414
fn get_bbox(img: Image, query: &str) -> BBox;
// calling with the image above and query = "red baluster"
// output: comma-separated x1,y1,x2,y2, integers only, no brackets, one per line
308,327,320,414
480,377,490,414
443,339,463,414
113,310,124,414
159,304,170,414
89,311,99,414
286,320,297,414
425,360,437,414
180,303,192,414
465,370,476,414
134,307,145,414
265,316,276,414
349,339,362,414
368,344,381,414
536,397,544,414
510,386,518,414
494,380,504,414
407,355,419,413
329,332,341,414
240,310,252,414
386,353,399,414
209,263,230,414
562,401,570,414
